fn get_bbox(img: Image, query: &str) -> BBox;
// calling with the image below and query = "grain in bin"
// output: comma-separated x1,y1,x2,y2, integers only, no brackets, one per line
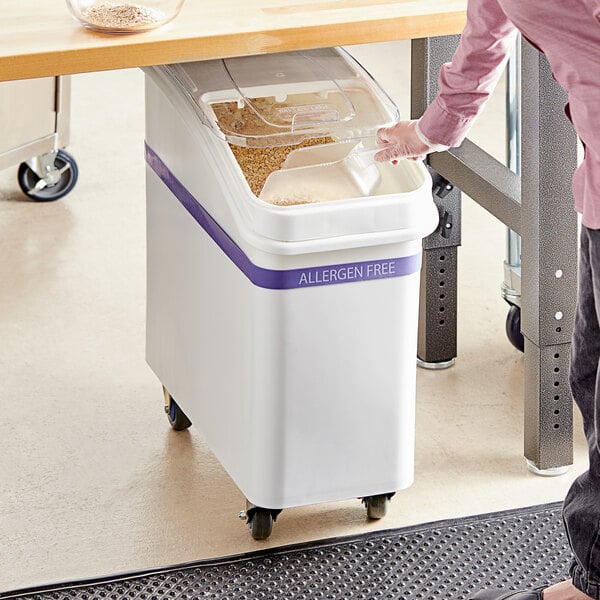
143,47,439,540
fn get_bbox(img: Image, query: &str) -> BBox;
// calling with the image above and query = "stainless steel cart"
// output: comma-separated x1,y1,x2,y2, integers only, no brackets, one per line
0,76,78,201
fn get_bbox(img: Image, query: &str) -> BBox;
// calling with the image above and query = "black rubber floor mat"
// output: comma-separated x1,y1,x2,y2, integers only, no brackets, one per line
0,502,571,600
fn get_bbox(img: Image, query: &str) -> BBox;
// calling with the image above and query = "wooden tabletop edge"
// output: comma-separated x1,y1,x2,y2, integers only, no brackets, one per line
0,12,467,82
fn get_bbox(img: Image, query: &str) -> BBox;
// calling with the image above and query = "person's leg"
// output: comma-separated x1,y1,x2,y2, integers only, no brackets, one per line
544,580,595,600
470,226,600,600
469,583,592,600
562,225,600,600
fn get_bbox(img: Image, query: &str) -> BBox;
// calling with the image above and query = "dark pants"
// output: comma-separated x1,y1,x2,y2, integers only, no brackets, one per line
564,225,600,598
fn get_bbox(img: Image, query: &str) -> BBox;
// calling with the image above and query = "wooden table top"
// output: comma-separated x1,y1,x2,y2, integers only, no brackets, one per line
1,0,466,82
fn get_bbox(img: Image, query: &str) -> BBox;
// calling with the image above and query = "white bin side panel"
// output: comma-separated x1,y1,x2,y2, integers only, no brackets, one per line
251,277,418,509
146,170,254,489
147,170,418,509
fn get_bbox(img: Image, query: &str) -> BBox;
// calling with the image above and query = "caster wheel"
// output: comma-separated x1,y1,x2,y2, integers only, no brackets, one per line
18,149,78,201
250,509,273,541
506,304,525,352
163,387,192,431
363,493,393,519
242,501,281,541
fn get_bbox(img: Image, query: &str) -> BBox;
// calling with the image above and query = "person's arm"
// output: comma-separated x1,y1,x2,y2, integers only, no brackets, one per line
376,0,518,162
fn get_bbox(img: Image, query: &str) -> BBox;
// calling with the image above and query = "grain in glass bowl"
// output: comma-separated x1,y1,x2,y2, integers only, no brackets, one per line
65,0,184,33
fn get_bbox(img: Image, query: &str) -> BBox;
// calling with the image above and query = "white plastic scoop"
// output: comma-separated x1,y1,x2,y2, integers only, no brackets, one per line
259,140,381,206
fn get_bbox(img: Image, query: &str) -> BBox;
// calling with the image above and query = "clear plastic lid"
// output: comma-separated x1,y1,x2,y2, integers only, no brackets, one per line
161,47,400,147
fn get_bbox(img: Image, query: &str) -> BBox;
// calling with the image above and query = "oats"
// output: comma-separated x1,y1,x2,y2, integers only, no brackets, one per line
229,138,334,199
81,2,163,30
211,100,335,200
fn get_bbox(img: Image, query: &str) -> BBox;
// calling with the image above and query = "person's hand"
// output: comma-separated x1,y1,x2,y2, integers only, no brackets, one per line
375,119,446,164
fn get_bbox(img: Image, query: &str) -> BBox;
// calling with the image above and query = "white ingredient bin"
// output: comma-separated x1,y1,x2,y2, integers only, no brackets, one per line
144,47,439,540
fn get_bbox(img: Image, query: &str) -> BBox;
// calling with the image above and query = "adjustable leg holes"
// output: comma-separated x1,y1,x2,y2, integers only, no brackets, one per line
437,253,447,328
551,351,564,432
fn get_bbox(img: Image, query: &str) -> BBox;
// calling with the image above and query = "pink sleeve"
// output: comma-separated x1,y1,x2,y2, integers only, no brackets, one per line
418,0,518,148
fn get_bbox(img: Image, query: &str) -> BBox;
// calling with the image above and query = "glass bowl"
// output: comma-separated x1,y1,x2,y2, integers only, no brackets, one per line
66,0,185,33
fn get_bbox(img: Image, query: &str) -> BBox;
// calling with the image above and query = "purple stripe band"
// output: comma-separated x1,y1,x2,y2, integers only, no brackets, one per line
145,143,421,290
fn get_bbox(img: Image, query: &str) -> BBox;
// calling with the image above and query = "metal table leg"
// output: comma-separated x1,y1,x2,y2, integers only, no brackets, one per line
520,40,577,474
412,35,578,472
412,36,461,369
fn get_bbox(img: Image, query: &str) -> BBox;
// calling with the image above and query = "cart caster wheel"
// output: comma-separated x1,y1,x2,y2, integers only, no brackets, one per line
506,304,525,352
363,493,394,519
250,509,273,541
242,502,281,541
18,149,78,201
163,387,192,431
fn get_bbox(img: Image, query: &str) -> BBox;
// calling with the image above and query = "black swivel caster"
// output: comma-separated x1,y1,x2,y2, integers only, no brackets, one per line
163,387,192,431
241,501,282,540
505,304,525,352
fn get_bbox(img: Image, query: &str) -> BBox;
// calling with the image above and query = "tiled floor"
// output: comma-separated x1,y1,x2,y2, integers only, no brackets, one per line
0,41,587,592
